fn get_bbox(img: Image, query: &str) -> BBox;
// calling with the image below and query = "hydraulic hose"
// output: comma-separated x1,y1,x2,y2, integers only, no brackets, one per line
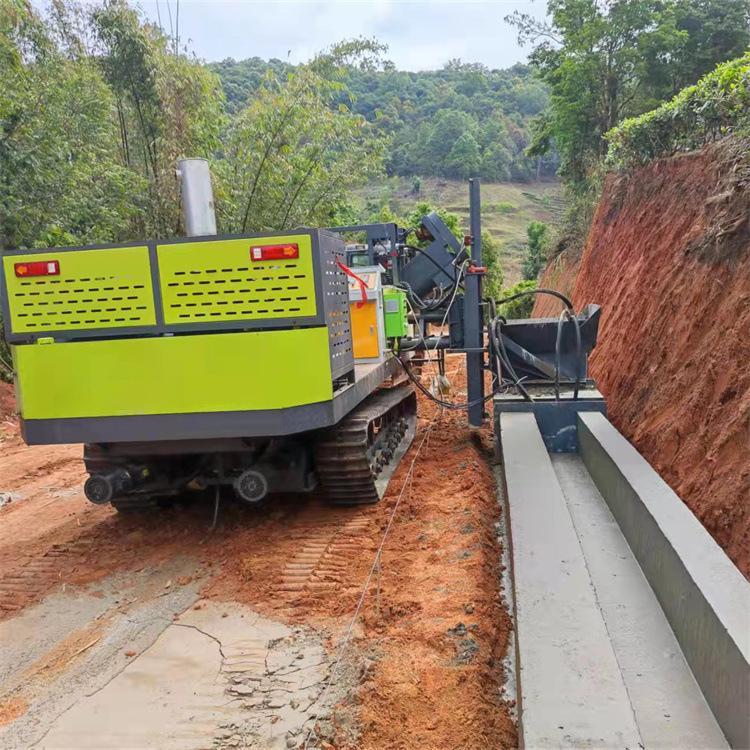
554,310,566,401
486,287,574,311
393,355,496,410
554,308,583,401
486,287,582,401
491,318,533,402
570,309,582,400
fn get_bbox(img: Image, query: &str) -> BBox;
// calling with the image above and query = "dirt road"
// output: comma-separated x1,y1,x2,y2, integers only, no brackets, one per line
0,376,516,749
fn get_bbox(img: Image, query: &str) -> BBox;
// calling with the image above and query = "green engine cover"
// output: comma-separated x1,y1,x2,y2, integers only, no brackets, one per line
382,287,408,339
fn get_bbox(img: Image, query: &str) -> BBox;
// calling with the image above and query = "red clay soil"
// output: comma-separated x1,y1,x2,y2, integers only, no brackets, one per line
205,368,517,749
535,139,750,577
0,382,14,423
0,369,516,748
532,248,580,318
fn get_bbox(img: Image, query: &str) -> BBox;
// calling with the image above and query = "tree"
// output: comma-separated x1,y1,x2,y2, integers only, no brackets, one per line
508,0,750,190
445,132,481,179
672,0,750,90
0,1,139,250
91,0,224,237
522,221,551,280
426,109,476,173
217,67,385,233
499,279,537,318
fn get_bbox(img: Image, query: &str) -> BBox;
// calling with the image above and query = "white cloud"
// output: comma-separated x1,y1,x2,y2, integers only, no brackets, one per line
131,0,545,69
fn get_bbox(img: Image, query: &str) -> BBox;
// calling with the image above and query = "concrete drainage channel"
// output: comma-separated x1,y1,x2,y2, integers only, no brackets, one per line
497,406,750,749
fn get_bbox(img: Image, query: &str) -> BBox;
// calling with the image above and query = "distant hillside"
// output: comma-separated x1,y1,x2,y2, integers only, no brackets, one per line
209,58,554,183
353,176,564,285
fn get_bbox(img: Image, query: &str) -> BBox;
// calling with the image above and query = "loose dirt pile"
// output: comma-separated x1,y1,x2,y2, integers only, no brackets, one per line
205,368,516,749
0,382,15,428
534,138,750,577
0,365,516,748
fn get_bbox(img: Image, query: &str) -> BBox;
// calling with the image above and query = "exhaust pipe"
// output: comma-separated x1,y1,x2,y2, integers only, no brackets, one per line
176,157,217,237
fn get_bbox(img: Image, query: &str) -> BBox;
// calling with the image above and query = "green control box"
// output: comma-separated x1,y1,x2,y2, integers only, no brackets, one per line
382,286,408,339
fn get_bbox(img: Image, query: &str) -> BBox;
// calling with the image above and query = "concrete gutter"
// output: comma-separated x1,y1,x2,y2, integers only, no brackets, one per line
500,412,641,748
578,412,750,749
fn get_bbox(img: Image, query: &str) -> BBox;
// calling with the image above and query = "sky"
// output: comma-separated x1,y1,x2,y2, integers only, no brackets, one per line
130,0,547,71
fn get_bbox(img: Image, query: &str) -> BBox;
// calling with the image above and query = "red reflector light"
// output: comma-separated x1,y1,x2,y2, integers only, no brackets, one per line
250,243,299,262
14,260,60,278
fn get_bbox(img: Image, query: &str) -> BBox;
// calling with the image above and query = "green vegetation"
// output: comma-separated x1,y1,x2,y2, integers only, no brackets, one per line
508,0,750,241
607,53,750,168
0,2,384,253
522,221,551,280
217,64,384,233
498,279,538,318
211,57,554,183
481,231,504,301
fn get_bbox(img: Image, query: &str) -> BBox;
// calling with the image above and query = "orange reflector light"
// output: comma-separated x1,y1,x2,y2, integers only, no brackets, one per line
250,243,299,262
14,260,60,278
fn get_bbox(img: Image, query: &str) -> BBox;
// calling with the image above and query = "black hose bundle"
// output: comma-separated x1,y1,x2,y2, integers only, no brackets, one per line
554,309,583,400
396,286,584,410
485,287,582,402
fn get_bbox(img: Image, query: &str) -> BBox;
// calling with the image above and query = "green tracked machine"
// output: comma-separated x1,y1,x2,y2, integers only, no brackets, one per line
1,160,603,511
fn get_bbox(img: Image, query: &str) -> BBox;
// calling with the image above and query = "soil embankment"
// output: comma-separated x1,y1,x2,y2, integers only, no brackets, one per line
534,139,750,577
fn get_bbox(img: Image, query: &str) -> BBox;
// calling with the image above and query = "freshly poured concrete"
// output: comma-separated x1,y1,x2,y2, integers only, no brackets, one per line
500,413,641,748
552,454,727,749
578,412,750,749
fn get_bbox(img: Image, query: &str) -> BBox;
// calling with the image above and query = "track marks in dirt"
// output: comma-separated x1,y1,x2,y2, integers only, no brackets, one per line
278,517,372,597
0,698,27,728
0,444,82,493
0,539,98,617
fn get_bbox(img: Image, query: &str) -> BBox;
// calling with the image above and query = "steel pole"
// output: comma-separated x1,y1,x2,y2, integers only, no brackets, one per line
465,178,484,426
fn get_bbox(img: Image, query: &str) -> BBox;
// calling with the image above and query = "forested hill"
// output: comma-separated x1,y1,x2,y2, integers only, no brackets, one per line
210,58,552,182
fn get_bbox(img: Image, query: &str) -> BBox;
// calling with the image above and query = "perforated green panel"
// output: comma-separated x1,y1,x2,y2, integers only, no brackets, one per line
157,234,317,325
2,246,155,335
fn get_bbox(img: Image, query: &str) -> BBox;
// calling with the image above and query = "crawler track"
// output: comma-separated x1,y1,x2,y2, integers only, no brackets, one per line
315,384,417,504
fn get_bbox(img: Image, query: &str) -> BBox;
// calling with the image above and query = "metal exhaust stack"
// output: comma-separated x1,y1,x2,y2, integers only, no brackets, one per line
177,157,217,237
